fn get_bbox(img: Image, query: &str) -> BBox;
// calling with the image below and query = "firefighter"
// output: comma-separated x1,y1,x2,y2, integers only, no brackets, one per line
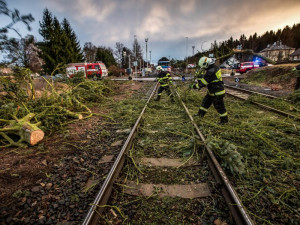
191,56,228,124
154,66,174,102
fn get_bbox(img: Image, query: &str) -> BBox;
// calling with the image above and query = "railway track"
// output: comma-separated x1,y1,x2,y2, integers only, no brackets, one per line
83,82,253,225
224,85,299,120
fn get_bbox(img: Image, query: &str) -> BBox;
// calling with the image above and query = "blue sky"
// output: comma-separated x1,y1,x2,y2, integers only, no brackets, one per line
2,0,300,64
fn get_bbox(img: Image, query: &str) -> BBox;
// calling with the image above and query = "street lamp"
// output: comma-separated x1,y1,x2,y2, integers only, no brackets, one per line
134,35,137,78
149,50,151,68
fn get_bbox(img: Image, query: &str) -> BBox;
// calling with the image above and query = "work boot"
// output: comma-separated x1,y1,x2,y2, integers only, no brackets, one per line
193,110,206,117
219,116,228,124
154,95,161,101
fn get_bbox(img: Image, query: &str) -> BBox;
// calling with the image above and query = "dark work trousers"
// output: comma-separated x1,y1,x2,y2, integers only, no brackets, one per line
199,94,226,116
157,86,172,97
295,77,300,90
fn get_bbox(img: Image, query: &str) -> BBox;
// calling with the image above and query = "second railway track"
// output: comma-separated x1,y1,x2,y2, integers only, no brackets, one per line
224,85,299,120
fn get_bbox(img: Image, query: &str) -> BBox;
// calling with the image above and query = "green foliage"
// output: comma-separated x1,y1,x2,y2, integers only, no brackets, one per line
287,90,300,107
70,71,85,84
178,84,300,224
12,189,31,198
95,47,116,67
38,9,84,74
207,138,245,175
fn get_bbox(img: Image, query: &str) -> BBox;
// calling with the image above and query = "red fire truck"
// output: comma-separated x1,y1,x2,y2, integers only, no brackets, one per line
66,62,108,79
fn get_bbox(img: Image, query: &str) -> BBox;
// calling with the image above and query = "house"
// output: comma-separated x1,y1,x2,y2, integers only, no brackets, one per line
289,48,300,61
259,41,295,62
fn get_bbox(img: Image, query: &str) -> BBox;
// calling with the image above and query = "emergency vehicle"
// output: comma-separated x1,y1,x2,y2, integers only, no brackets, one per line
236,62,259,74
66,62,108,79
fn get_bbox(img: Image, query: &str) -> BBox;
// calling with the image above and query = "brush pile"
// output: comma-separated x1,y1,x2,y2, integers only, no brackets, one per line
0,68,112,148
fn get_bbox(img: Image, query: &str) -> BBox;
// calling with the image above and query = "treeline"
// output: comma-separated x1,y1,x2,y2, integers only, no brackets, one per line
193,23,300,61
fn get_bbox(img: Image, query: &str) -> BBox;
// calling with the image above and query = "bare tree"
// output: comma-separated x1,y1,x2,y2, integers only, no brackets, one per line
3,35,43,72
83,42,97,62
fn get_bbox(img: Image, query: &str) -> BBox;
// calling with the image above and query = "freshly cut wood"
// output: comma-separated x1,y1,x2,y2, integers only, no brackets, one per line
0,113,44,147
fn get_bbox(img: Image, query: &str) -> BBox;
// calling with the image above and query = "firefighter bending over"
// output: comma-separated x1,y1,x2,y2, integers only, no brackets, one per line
154,66,174,102
191,56,228,124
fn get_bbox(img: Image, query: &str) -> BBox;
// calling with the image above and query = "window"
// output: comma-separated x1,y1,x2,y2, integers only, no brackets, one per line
95,65,100,70
88,65,93,69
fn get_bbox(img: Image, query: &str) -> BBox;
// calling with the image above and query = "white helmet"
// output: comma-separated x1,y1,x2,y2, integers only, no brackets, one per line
156,66,163,71
198,56,214,69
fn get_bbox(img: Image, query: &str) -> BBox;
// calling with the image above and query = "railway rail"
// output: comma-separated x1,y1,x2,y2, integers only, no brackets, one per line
83,82,253,225
224,85,299,120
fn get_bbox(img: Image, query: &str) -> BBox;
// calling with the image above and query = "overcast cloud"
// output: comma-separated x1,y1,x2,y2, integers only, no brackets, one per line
3,0,300,63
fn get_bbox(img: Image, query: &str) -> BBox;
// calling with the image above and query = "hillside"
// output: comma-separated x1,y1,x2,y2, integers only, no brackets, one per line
243,64,298,90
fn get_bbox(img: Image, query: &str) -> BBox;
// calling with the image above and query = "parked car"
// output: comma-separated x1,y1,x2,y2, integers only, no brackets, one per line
236,62,259,74
52,74,67,81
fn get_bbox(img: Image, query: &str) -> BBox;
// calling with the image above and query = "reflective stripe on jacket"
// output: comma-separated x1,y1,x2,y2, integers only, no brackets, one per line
158,71,172,86
198,64,225,96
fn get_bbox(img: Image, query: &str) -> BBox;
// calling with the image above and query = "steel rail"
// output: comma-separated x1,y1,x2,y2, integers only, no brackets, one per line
224,84,278,99
173,87,254,225
225,88,299,120
82,82,159,225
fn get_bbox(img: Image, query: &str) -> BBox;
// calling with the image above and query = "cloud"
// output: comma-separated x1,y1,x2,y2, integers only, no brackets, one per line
6,0,300,63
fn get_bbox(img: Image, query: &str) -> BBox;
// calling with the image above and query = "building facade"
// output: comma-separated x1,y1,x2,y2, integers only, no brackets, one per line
259,41,295,62
290,48,300,61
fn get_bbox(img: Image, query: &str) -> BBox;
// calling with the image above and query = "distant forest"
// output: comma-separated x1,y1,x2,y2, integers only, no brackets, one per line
195,23,300,60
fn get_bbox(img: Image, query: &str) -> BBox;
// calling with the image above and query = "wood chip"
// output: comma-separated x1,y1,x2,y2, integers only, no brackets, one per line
98,155,114,164
111,140,123,147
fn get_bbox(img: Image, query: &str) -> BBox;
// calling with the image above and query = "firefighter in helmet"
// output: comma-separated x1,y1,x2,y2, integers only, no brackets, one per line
191,56,228,124
154,66,174,102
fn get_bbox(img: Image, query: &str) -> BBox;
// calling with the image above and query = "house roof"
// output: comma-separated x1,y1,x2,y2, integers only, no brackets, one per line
260,41,295,52
290,48,300,56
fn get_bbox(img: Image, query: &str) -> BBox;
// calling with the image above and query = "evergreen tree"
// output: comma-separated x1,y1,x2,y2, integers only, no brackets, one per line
62,18,84,62
38,8,83,74
95,46,116,67
38,9,55,74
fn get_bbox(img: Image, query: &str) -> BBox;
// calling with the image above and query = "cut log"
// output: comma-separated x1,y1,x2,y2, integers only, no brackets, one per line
1,113,44,147
19,122,45,146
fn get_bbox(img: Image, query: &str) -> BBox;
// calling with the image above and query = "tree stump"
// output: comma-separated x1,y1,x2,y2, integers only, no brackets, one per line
1,113,44,147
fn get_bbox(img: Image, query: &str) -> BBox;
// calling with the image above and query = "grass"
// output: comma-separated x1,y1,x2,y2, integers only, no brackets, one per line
178,84,300,225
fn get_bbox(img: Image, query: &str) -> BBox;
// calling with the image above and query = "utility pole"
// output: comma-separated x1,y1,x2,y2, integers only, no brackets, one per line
123,50,126,76
128,54,131,75
149,50,151,70
145,38,149,72
185,37,188,75
192,46,195,56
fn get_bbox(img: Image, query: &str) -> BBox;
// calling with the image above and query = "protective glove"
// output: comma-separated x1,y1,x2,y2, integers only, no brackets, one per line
189,83,200,89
